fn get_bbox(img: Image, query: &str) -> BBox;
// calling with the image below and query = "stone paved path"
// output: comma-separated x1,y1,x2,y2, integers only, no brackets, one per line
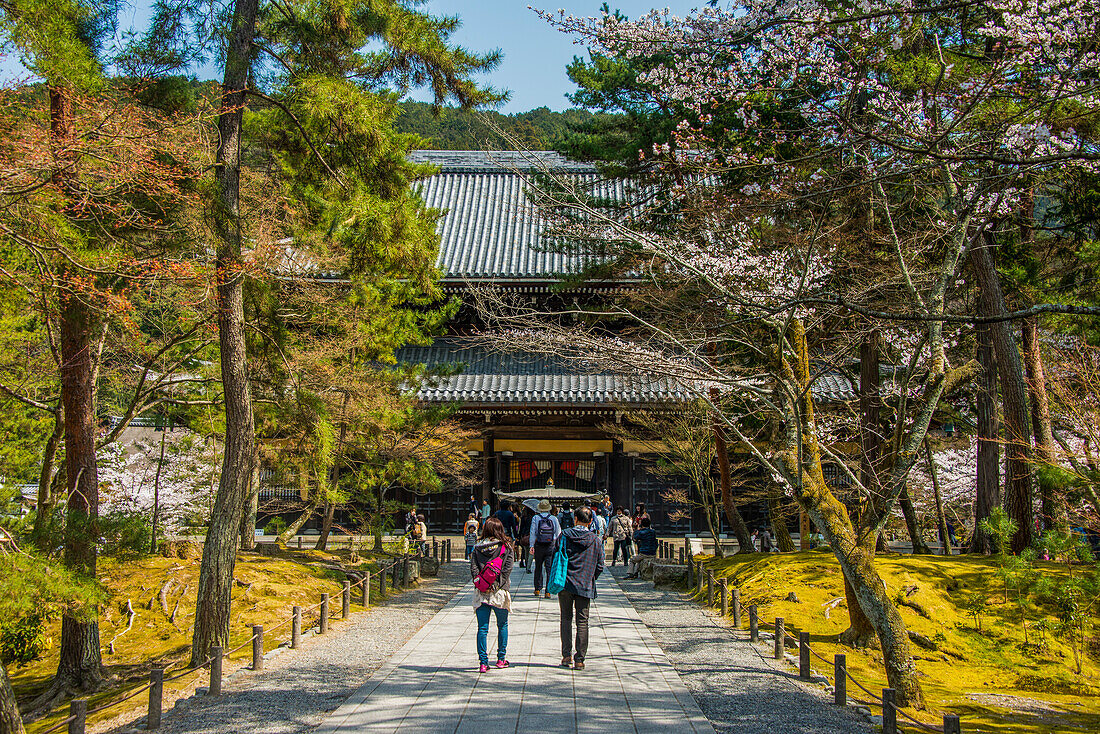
315,571,713,734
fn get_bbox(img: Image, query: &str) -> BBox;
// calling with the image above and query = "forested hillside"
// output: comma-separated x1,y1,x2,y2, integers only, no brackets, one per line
395,101,597,150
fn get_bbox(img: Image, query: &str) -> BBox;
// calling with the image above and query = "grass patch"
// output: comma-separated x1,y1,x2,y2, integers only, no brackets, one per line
12,547,405,733
696,551,1100,733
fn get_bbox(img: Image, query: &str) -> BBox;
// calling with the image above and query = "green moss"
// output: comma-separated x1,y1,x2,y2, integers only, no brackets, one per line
14,548,413,733
699,552,1100,733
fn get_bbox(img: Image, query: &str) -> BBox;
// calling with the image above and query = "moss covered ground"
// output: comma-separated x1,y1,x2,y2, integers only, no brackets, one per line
695,551,1100,733
11,547,406,733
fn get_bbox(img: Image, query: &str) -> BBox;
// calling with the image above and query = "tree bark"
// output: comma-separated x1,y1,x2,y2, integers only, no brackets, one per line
766,489,796,552
315,501,335,551
277,493,321,546
150,421,167,554
191,0,260,668
32,404,63,550
970,321,1000,554
898,485,932,554
924,439,952,555
845,330,885,641
712,415,756,553
52,82,103,694
0,662,25,734
970,233,1033,553
238,443,260,551
1022,315,1063,530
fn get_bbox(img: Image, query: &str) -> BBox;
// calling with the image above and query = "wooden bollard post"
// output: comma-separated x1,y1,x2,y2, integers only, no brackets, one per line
799,631,810,679
943,713,960,734
683,537,690,560
696,564,705,595
320,593,329,634
732,588,742,628
252,625,264,671
148,668,164,729
686,559,694,588
402,556,410,588
210,646,223,696
882,688,897,734
68,698,87,734
834,654,846,705
433,538,438,559
362,574,370,606
706,571,714,606
292,606,302,648
342,580,351,619
749,605,759,642
379,565,386,596
774,617,785,660
720,578,729,616
678,547,685,564
297,536,302,550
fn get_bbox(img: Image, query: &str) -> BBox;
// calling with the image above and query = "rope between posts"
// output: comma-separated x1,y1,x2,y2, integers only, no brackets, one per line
265,615,294,634
39,715,77,734
889,700,944,732
85,682,153,715
224,633,258,657
163,656,213,684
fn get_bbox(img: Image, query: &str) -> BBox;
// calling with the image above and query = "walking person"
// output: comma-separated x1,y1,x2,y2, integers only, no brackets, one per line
480,500,491,528
463,513,480,559
631,502,650,531
493,500,520,540
470,517,514,673
608,507,632,566
759,526,774,553
558,506,604,670
625,517,657,579
529,499,561,597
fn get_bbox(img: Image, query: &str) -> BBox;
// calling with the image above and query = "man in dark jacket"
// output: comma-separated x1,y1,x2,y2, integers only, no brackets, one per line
625,518,657,579
558,506,604,670
493,500,519,539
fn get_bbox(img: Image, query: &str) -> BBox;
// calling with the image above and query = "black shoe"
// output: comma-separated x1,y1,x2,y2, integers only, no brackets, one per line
574,660,585,671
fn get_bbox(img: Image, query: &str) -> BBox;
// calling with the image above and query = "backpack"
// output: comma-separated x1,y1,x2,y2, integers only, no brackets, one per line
474,544,507,593
546,535,568,595
412,523,424,540
535,514,555,544
558,511,573,530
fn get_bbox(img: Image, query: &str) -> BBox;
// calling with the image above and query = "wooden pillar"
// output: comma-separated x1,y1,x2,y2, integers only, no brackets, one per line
482,433,494,504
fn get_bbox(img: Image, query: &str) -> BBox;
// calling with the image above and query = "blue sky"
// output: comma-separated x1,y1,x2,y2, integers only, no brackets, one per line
0,1,704,113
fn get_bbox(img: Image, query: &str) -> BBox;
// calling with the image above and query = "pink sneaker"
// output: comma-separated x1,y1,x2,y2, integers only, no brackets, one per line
495,659,510,669
479,663,490,673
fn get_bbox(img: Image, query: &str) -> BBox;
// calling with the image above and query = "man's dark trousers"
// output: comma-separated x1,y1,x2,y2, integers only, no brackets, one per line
533,542,553,591
559,590,591,662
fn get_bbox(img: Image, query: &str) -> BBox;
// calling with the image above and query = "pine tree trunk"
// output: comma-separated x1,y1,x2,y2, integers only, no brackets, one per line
56,283,103,691
238,445,260,551
315,502,335,551
1022,316,1063,530
277,495,320,546
970,234,1033,553
32,405,63,550
0,662,25,734
191,0,259,668
151,423,167,554
713,416,755,553
898,485,932,554
970,321,1000,554
847,330,887,638
924,439,952,555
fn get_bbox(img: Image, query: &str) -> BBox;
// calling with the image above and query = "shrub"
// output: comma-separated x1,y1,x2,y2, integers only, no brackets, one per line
264,517,288,536
0,614,50,666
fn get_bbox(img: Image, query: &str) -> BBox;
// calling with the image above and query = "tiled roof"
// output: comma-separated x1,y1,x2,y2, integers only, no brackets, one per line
407,150,623,279
396,339,857,407
398,338,683,406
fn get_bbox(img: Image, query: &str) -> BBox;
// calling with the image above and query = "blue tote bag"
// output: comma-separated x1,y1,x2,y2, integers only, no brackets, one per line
546,534,568,594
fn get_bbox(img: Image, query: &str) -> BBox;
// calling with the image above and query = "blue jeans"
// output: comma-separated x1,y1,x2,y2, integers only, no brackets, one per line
475,603,508,665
